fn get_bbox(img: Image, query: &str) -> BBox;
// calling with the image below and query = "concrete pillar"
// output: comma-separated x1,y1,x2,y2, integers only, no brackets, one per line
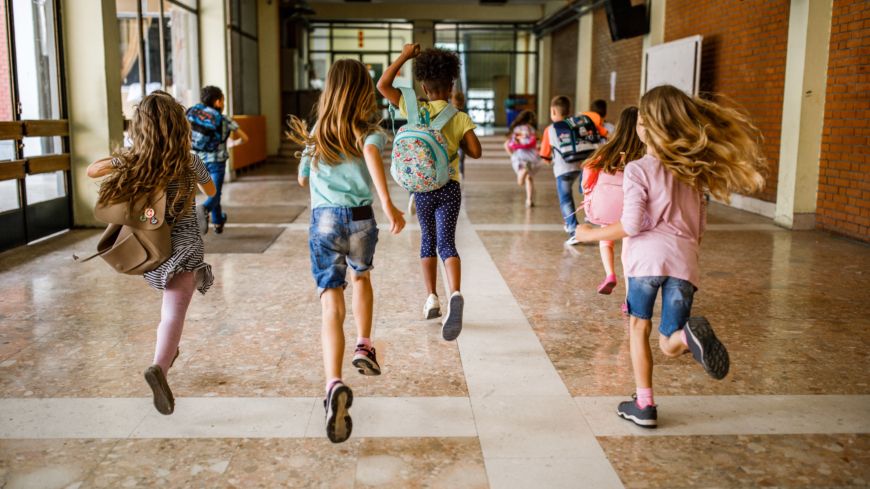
199,0,229,97
62,0,124,227
258,0,281,156
639,0,666,95
413,21,435,98
537,35,552,127
774,0,832,230
575,11,593,116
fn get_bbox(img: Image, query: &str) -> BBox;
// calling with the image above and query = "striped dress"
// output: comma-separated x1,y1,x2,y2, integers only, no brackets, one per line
112,154,214,294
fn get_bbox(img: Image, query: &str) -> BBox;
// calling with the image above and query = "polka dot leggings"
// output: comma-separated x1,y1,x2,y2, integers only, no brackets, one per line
415,179,461,260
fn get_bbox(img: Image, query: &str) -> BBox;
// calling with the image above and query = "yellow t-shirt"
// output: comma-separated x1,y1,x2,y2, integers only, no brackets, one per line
399,95,477,182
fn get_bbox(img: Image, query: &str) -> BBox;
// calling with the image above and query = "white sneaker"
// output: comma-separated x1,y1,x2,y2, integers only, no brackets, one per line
441,291,464,341
563,225,570,234
408,194,417,216
423,294,441,320
565,236,580,246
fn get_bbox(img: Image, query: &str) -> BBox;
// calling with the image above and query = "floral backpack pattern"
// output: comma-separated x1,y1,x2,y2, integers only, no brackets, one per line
389,86,458,193
508,124,537,150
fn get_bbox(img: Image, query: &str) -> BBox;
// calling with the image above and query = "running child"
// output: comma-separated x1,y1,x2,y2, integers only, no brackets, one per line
377,44,482,340
573,85,765,428
189,86,248,235
540,96,608,245
580,107,645,300
288,59,406,444
503,110,543,207
87,91,217,416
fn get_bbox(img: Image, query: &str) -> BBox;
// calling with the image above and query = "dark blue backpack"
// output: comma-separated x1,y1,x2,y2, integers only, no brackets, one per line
186,104,223,152
553,115,601,163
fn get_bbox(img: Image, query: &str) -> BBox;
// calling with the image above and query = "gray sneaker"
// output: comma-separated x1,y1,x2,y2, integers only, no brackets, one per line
324,381,353,443
617,394,657,428
684,316,730,380
441,291,464,341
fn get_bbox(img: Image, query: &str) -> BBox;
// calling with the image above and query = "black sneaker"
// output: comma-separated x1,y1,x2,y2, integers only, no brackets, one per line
324,381,353,443
196,204,209,235
352,345,381,376
616,394,657,428
684,316,730,380
213,213,227,234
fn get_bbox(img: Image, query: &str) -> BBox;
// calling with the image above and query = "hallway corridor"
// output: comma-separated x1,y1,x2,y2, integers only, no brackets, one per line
1,136,869,488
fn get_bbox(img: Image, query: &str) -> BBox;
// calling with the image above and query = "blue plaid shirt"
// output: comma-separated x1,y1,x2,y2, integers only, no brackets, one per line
193,116,240,173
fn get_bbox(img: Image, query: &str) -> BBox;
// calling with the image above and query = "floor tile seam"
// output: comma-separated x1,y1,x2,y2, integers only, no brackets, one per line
79,437,127,488
214,437,248,486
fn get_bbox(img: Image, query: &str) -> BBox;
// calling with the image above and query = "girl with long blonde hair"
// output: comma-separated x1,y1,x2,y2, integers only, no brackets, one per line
87,91,217,416
287,58,405,443
574,85,765,428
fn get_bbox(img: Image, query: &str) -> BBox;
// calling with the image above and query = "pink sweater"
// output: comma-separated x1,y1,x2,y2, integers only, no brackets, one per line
622,155,707,287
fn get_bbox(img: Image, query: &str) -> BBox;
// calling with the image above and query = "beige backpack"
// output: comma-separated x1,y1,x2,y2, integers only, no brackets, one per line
74,191,192,275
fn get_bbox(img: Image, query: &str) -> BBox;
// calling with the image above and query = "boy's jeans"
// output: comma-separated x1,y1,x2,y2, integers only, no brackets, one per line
203,171,226,225
557,170,582,235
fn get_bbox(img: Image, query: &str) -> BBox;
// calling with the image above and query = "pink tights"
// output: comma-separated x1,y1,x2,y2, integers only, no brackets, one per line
153,272,196,373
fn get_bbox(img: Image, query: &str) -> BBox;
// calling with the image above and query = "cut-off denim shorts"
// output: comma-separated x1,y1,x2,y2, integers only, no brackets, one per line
309,206,379,296
626,276,696,337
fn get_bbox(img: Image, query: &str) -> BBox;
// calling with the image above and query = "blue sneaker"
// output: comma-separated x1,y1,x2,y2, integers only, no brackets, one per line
617,394,657,428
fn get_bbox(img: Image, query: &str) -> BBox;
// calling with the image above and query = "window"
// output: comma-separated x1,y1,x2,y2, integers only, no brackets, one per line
116,0,201,120
435,23,537,126
307,22,414,120
229,0,258,115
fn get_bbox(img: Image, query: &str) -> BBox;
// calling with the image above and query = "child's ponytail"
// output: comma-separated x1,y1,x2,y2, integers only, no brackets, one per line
640,85,766,202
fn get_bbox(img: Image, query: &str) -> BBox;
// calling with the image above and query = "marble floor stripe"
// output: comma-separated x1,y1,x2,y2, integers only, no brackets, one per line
575,395,870,437
3,395,866,441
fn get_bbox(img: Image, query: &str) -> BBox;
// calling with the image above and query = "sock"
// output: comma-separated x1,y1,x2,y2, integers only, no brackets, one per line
680,329,688,347
357,337,372,349
637,387,654,408
326,377,342,395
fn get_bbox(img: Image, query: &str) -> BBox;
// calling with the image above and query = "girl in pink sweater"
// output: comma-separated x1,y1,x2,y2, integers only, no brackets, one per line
573,85,765,428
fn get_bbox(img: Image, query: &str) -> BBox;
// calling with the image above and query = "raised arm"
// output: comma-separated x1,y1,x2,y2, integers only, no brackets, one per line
376,44,419,107
363,144,405,234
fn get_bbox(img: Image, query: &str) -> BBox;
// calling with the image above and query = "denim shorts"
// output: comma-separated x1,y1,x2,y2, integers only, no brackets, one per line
309,207,379,296
626,276,696,337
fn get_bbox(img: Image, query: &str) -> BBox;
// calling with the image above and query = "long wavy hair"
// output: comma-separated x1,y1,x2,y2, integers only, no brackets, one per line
286,59,382,170
98,91,194,220
584,106,645,174
639,85,766,202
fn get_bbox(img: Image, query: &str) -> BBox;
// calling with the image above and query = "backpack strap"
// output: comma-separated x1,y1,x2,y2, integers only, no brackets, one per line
398,86,420,125
430,104,459,131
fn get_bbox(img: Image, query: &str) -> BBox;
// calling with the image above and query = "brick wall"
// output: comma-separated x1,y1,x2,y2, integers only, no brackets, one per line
665,0,791,203
816,0,870,245
0,6,12,121
550,20,578,111
589,7,643,120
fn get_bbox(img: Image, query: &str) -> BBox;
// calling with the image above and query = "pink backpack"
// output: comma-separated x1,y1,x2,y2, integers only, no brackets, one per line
507,125,537,150
583,169,624,226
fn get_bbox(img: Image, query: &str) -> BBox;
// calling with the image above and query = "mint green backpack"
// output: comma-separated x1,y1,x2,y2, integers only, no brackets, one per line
389,86,458,192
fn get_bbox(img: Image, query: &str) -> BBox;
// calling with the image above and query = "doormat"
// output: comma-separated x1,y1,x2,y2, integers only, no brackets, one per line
220,205,306,224
203,226,285,254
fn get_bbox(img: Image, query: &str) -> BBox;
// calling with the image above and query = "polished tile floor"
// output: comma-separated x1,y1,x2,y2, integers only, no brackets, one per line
1,136,869,488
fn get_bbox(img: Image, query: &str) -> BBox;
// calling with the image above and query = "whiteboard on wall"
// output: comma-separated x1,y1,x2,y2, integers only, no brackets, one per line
644,35,703,96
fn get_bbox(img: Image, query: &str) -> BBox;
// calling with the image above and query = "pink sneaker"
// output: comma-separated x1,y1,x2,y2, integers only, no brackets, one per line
622,301,628,314
598,274,617,295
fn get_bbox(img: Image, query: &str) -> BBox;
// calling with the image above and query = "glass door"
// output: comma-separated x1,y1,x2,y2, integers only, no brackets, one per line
0,0,71,252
